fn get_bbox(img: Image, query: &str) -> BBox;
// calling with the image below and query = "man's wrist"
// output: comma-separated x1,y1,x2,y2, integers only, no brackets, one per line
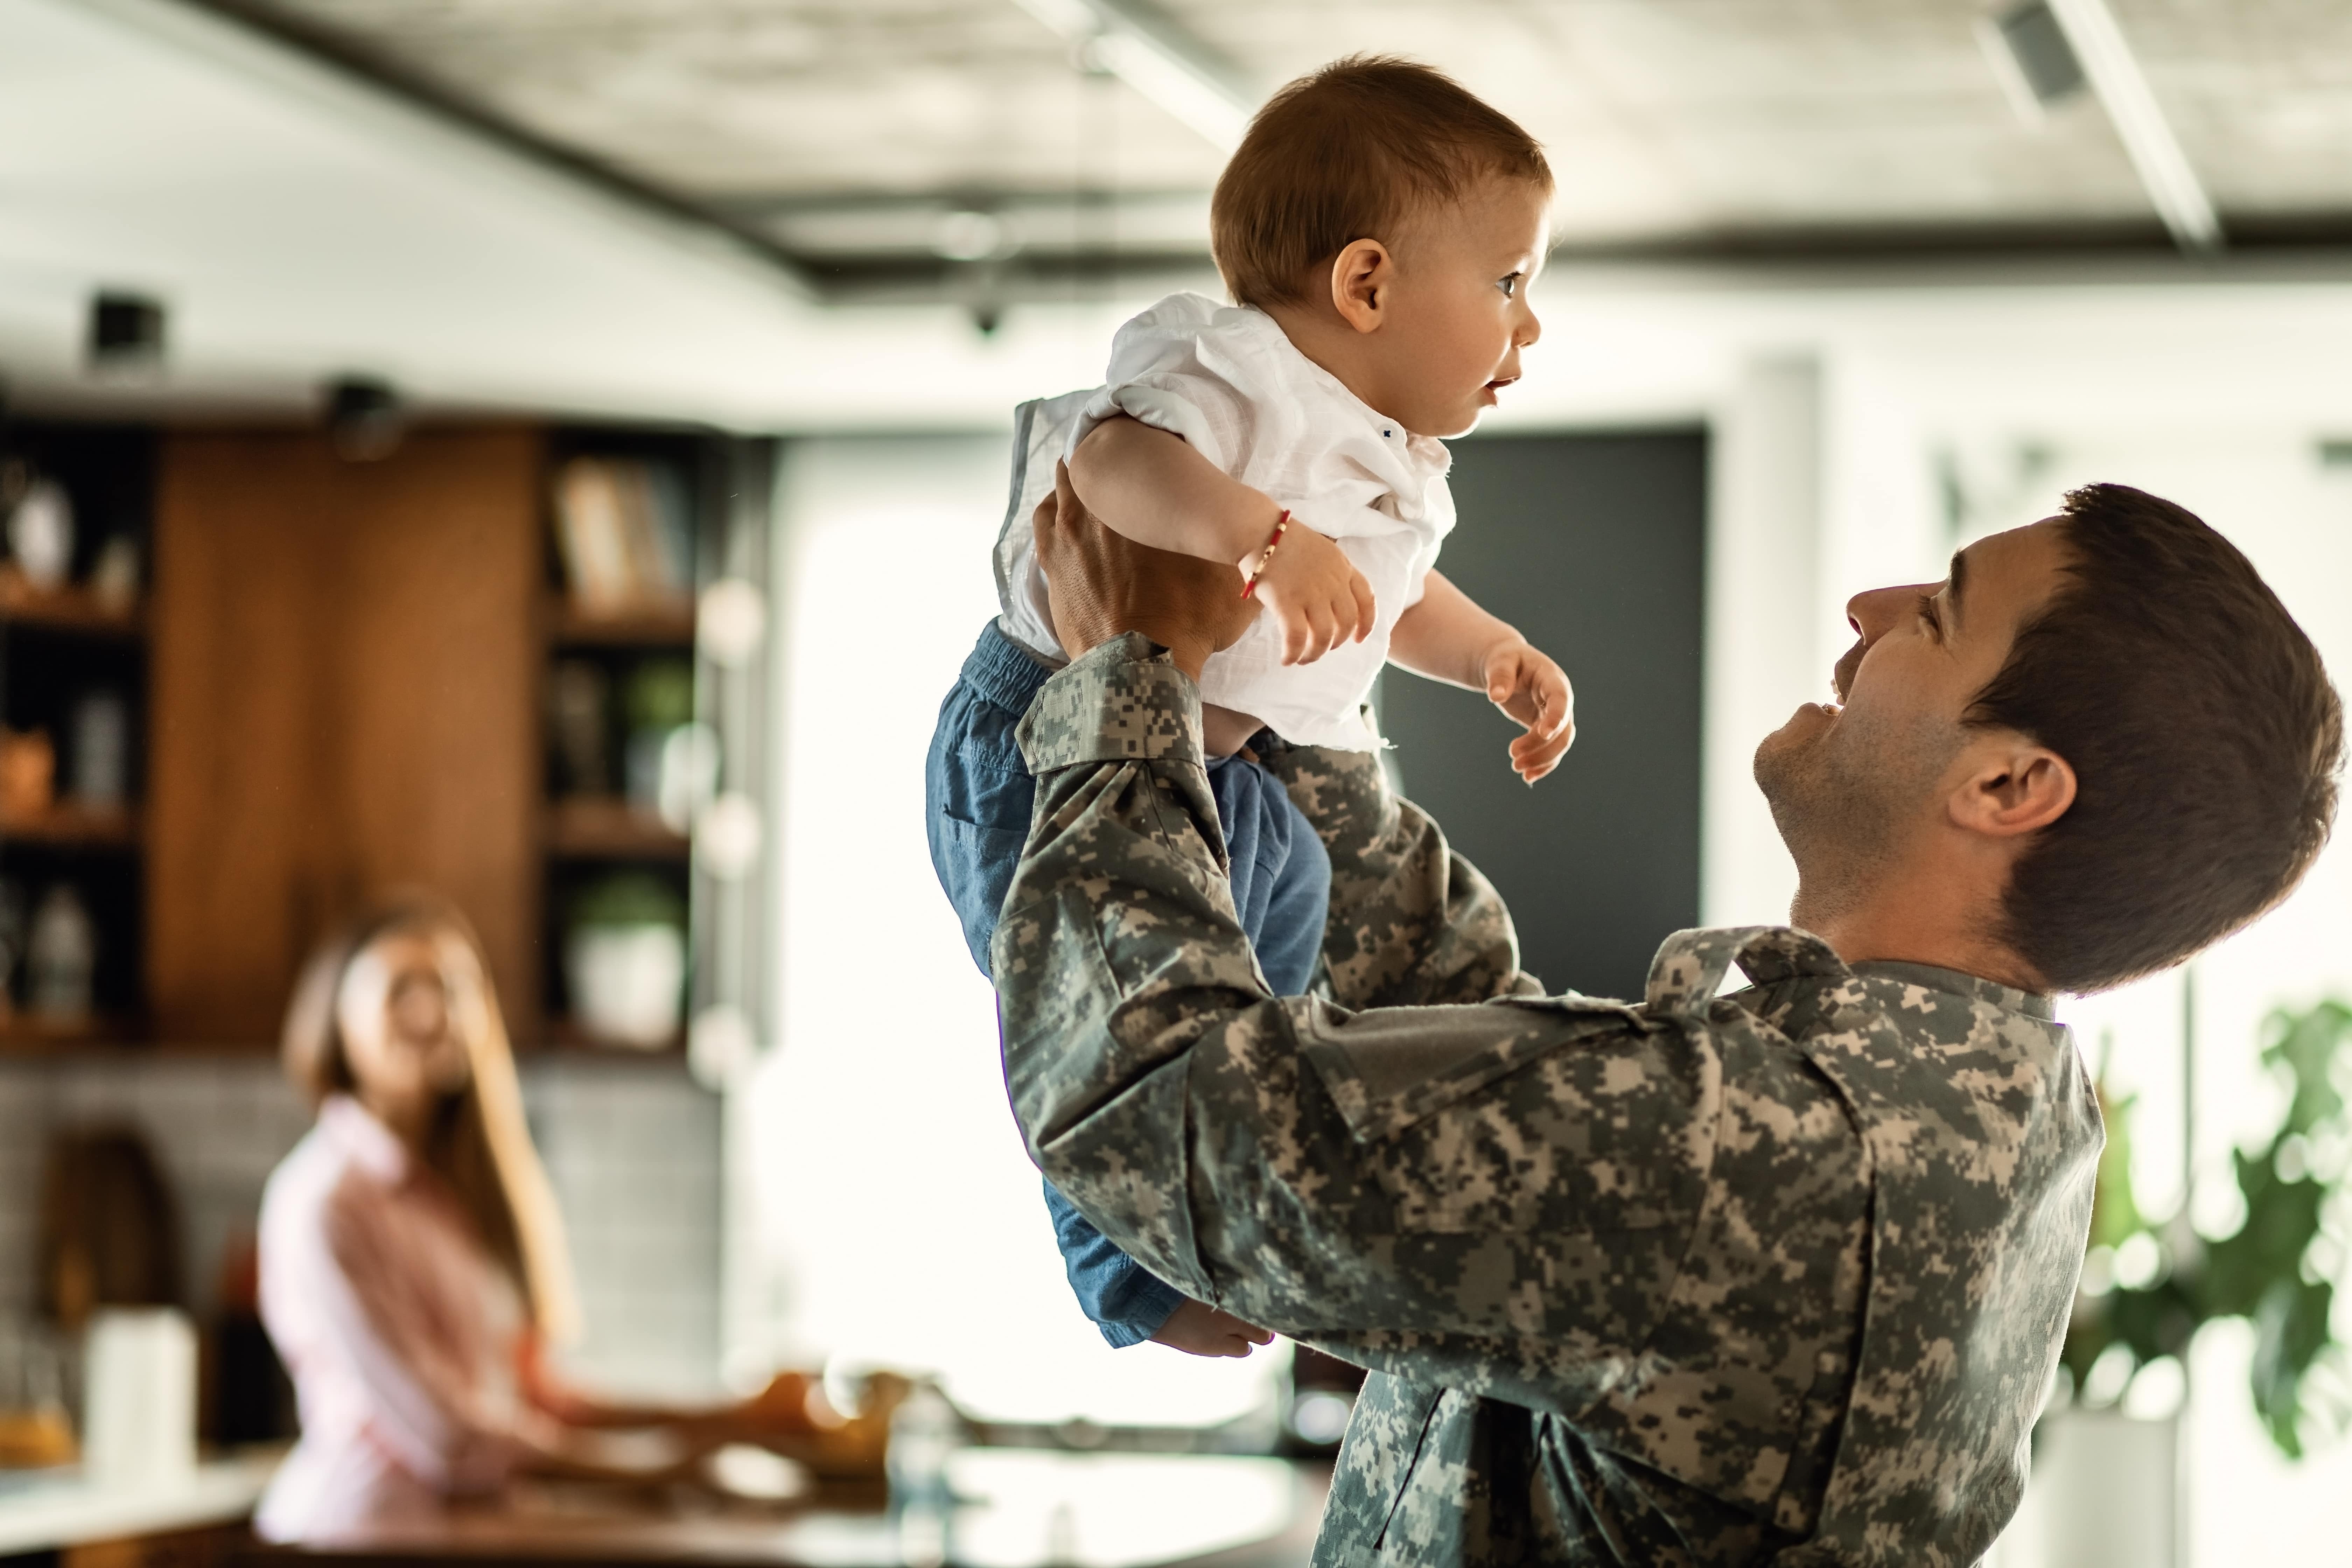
1060,623,1211,681
1163,630,1214,682
1016,634,1205,774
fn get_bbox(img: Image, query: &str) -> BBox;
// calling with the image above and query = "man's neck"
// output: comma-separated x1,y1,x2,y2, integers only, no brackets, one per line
1801,901,2049,996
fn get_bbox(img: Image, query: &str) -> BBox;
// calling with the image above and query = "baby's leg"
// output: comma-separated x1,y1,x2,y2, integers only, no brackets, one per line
1202,702,1265,760
927,624,1200,1348
1205,747,1334,996
923,626,1049,975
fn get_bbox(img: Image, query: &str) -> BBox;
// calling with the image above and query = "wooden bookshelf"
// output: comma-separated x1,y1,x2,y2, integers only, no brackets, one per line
546,596,695,649
0,419,767,1053
0,573,146,639
545,797,690,860
542,1014,687,1056
0,1010,126,1050
0,802,140,848
0,421,155,1032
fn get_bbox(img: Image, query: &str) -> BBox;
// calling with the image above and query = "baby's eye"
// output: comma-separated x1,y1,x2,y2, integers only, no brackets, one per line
1497,273,1521,298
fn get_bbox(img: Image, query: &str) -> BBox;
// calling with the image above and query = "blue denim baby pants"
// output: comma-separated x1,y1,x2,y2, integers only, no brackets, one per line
925,621,1332,1346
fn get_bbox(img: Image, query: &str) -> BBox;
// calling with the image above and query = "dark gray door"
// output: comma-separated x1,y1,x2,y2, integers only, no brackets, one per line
1378,429,1707,1001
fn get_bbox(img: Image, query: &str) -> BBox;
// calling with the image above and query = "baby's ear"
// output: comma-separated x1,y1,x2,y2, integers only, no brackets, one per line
1329,239,1392,332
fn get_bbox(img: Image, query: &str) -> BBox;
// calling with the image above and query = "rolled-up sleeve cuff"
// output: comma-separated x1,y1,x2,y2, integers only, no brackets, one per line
1015,632,1203,773
1096,1272,1186,1349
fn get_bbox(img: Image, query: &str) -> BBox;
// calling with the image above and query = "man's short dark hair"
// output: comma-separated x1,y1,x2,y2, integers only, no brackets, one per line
1970,483,2342,993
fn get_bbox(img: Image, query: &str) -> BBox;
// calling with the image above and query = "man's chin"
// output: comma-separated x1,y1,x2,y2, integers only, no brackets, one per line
1752,701,1841,822
1757,701,1837,764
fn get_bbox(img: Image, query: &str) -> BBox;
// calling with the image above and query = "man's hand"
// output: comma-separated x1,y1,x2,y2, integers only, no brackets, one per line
1035,460,1259,680
1249,522,1377,666
1482,639,1576,783
1149,1298,1276,1359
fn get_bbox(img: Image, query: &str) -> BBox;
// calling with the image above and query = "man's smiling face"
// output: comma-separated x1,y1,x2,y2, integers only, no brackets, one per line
1754,519,2073,933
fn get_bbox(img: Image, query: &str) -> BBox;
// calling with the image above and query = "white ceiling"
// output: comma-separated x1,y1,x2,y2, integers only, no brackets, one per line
8,0,2352,436
204,0,2352,257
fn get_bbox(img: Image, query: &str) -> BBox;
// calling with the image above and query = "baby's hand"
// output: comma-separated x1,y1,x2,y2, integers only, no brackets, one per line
1247,521,1375,665
1149,1298,1275,1359
1483,639,1575,783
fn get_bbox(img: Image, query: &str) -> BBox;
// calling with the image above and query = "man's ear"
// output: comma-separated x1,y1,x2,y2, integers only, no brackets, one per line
1947,736,2077,840
1328,238,1393,335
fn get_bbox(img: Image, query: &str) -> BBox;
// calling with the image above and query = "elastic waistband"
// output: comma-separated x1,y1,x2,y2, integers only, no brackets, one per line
960,620,1057,714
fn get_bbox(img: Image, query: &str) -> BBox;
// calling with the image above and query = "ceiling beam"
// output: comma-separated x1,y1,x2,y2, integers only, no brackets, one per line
2044,0,2224,254
161,0,820,295
1007,0,1257,150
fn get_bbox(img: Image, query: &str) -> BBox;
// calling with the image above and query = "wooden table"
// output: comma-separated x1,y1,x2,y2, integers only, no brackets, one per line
250,1452,1326,1568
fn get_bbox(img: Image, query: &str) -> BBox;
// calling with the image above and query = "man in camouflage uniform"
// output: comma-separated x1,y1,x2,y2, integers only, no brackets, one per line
991,470,2339,1564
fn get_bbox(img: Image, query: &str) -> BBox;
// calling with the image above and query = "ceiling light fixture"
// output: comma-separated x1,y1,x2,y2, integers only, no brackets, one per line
1975,1,2084,125
1983,0,2222,254
932,209,1011,262
324,375,405,462
88,291,166,372
1008,0,1256,150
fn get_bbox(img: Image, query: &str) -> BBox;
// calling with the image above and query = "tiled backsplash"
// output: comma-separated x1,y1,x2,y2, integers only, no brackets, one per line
526,1063,727,1397
0,1054,721,1399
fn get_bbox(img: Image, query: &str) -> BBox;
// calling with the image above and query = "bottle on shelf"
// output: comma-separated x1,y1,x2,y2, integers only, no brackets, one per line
69,690,130,810
27,883,96,1022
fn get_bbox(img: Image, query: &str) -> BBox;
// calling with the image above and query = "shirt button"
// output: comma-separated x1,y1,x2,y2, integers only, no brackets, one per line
1382,429,1392,438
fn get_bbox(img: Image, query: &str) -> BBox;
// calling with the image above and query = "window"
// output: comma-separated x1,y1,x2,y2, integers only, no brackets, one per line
737,435,1280,1428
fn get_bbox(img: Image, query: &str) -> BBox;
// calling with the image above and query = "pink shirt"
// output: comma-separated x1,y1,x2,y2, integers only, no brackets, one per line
255,1096,540,1543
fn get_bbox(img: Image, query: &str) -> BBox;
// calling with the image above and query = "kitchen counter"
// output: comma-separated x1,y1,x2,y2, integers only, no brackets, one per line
0,1452,281,1556
257,1451,1324,1568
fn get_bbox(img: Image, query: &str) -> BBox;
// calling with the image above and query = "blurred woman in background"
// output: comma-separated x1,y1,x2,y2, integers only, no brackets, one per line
253,895,819,1543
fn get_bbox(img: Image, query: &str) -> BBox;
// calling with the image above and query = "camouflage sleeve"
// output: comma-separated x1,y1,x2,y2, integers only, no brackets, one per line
1258,738,1541,1009
1000,636,1710,1351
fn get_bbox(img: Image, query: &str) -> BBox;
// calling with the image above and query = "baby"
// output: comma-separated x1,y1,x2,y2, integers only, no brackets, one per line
925,56,1573,1358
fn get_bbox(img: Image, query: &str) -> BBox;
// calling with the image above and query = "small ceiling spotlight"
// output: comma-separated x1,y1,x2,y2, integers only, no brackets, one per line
87,292,166,372
1978,1,2087,125
324,376,406,463
1980,0,2223,253
931,208,1011,263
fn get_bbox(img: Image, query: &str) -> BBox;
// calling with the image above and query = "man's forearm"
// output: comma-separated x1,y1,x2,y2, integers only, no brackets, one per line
996,635,1268,1300
997,636,1684,1359
1257,739,1539,1007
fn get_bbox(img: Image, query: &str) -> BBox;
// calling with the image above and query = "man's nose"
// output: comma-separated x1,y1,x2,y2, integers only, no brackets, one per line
1845,582,1927,648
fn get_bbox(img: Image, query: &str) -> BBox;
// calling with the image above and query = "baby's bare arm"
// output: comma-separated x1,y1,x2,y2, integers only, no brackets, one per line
1069,415,1283,566
1393,570,1577,783
1390,569,1521,688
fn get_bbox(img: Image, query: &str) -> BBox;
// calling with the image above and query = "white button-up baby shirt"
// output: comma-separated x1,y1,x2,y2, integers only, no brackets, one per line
993,292,1454,751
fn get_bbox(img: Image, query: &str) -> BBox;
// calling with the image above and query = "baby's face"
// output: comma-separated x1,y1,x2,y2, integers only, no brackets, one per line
1377,178,1549,438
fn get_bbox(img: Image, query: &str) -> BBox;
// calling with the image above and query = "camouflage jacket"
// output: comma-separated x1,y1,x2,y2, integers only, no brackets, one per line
996,637,2102,1566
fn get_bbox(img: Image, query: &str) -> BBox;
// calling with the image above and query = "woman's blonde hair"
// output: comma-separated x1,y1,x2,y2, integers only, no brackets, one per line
282,893,583,1342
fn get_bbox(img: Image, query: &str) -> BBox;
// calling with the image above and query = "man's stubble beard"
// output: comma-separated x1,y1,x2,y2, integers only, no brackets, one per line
1755,704,1956,934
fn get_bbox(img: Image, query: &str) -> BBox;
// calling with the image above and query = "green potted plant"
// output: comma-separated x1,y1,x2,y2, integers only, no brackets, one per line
2063,998,2352,1455
565,872,687,1049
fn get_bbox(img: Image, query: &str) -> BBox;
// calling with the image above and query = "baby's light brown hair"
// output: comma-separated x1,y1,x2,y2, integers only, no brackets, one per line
1211,56,1552,310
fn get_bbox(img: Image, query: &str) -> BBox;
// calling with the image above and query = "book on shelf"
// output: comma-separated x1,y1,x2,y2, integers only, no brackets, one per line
551,456,693,615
